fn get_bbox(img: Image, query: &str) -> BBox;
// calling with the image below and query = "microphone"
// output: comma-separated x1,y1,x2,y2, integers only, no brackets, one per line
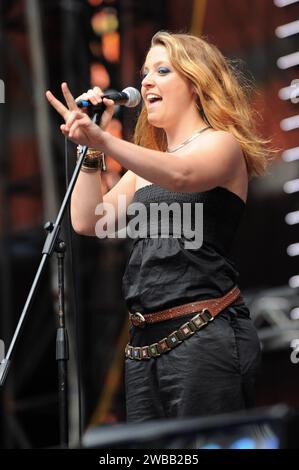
76,86,141,109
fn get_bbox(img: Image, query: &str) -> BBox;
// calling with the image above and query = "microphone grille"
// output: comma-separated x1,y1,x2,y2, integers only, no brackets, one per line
122,87,141,108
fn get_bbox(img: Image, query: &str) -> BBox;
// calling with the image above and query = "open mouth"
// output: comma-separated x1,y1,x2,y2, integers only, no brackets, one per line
147,94,162,104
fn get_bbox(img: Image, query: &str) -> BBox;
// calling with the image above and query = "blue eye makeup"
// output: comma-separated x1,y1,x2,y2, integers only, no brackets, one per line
141,65,171,80
158,67,170,74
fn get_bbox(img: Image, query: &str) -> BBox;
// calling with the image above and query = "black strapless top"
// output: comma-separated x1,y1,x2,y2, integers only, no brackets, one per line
122,184,245,315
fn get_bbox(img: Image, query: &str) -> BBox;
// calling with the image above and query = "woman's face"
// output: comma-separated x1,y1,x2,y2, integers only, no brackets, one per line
141,45,195,129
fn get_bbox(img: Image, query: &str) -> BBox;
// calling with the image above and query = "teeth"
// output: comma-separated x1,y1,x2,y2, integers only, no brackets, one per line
147,94,161,101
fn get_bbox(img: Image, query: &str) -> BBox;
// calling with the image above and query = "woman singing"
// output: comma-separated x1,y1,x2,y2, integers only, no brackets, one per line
46,31,271,422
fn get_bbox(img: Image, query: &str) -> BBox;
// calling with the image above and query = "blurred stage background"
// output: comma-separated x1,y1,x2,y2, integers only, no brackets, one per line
1,0,299,448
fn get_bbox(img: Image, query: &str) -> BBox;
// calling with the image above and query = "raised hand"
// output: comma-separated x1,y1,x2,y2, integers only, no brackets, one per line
46,82,105,148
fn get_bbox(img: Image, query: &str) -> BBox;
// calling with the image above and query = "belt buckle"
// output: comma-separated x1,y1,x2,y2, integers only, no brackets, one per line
130,312,146,328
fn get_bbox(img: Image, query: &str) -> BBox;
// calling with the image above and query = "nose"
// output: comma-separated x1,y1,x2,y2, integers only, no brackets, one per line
141,71,154,88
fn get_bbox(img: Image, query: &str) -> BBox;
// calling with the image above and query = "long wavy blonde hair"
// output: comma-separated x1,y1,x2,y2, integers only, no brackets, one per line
134,31,273,178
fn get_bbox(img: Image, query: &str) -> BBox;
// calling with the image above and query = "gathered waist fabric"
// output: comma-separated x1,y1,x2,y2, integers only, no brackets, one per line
122,236,240,314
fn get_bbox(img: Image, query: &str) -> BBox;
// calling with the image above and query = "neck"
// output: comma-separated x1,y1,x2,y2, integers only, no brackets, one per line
164,114,207,150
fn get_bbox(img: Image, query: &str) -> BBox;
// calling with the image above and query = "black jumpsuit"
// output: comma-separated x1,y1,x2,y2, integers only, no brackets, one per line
122,184,261,422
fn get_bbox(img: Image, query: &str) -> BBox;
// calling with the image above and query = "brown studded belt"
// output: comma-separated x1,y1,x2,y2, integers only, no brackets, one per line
125,286,242,361
129,286,241,327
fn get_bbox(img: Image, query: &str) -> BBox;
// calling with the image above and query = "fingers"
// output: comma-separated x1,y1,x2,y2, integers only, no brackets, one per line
102,97,115,109
60,114,89,141
86,86,103,105
47,84,97,145
46,82,78,118
46,90,69,119
102,97,115,117
59,109,88,137
64,110,86,132
61,82,78,111
68,116,87,139
76,86,105,106
60,123,68,136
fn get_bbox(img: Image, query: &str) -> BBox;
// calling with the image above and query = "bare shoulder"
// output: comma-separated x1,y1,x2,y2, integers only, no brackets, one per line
179,129,248,197
200,130,247,199
198,130,245,178
200,130,242,160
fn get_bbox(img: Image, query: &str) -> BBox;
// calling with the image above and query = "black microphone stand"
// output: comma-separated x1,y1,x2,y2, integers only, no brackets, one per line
0,110,102,448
